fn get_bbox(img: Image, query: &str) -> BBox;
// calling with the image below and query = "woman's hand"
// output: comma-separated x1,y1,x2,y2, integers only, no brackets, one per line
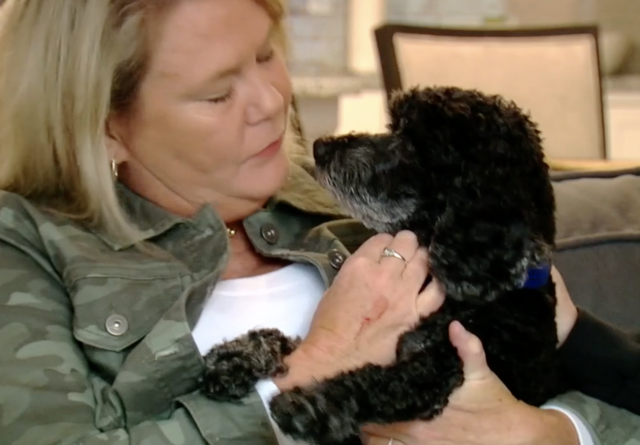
362,321,580,445
275,231,445,390
552,266,578,346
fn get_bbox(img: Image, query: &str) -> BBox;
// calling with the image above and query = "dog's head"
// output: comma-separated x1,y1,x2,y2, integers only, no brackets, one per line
313,86,549,239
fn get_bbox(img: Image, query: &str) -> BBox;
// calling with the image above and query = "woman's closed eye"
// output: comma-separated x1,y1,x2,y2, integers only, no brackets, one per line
208,90,233,104
207,48,276,105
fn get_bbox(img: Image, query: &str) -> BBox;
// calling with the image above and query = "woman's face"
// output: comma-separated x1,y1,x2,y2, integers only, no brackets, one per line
111,0,292,220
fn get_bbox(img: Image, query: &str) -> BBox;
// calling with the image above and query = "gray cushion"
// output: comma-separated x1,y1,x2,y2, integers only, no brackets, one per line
552,168,640,330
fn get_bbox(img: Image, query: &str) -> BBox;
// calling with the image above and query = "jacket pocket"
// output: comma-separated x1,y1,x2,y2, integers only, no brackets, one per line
66,263,188,352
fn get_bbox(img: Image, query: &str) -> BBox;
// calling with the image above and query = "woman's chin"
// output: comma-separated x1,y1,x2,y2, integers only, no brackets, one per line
245,155,291,201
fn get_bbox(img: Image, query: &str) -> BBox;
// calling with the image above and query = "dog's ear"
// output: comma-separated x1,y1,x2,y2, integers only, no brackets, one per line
428,204,550,302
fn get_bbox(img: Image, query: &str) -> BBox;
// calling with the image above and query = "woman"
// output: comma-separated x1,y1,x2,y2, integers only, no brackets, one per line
0,1,636,445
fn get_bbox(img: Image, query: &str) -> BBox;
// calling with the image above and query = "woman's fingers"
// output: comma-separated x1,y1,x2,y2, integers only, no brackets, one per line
350,233,394,260
402,245,429,283
449,321,491,382
350,231,422,277
379,231,420,273
415,278,446,317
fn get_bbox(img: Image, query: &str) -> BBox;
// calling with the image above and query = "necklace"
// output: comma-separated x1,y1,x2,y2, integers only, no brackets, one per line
226,226,236,238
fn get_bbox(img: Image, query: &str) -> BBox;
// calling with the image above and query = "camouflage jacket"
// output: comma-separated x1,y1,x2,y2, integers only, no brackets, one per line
0,161,639,445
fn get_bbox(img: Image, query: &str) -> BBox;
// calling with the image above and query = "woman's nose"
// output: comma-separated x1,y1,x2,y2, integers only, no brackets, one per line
246,77,284,125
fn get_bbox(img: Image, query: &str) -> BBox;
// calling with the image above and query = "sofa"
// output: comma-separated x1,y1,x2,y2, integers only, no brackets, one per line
552,167,640,332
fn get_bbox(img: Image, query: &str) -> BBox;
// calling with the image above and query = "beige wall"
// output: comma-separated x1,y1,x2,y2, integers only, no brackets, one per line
595,0,640,74
506,0,594,26
507,0,640,74
333,0,640,135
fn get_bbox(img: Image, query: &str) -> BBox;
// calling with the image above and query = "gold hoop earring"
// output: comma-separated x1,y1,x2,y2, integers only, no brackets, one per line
110,159,119,180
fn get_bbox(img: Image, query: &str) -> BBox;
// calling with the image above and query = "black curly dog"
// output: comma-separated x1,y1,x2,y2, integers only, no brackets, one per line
201,86,564,445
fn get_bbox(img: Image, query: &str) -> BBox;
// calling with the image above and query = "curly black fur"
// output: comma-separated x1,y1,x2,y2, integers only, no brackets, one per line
201,86,564,445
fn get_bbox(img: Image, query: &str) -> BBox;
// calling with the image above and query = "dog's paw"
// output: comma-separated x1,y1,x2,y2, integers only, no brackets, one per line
270,387,360,444
201,328,299,401
201,345,258,401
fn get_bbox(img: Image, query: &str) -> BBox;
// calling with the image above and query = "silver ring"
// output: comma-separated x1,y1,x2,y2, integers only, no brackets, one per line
381,247,406,263
387,439,394,445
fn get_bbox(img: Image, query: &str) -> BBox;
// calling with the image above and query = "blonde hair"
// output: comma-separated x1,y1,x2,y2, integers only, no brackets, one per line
0,0,291,242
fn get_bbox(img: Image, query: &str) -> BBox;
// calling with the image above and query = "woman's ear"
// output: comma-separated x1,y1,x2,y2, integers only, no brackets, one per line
105,113,131,164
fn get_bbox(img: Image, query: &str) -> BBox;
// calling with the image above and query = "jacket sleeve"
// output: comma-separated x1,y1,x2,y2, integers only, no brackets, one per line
549,391,640,445
0,238,275,445
558,309,640,416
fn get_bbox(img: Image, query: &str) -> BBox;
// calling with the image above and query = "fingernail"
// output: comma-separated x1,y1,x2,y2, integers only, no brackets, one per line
451,320,464,334
457,323,483,354
453,321,475,343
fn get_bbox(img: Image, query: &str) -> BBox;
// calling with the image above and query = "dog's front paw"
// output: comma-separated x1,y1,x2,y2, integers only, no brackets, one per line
201,328,299,402
201,344,258,401
270,386,359,444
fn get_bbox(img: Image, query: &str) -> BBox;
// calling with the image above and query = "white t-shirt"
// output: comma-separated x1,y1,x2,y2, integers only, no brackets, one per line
192,263,594,445
192,263,324,445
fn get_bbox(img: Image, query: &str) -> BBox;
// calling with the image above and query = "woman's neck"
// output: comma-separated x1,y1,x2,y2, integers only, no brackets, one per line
119,169,287,280
221,225,289,280
119,164,267,222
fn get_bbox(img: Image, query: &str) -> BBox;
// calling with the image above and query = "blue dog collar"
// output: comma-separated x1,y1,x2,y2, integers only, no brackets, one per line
522,264,551,289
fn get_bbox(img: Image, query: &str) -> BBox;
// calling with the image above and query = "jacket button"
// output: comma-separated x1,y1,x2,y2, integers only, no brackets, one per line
105,314,129,336
260,223,279,244
328,249,346,269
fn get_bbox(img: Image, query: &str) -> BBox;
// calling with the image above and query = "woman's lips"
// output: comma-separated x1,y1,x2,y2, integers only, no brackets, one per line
254,134,284,158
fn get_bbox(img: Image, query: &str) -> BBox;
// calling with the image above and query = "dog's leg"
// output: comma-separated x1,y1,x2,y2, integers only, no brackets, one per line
201,328,300,401
429,206,545,302
269,336,464,445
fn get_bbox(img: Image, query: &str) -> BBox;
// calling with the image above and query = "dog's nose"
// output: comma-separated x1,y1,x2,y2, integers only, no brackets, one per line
313,139,329,161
